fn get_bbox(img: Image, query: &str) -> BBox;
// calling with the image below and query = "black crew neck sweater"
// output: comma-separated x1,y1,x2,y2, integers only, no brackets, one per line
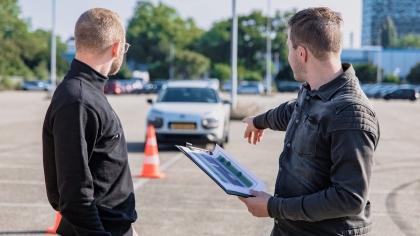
42,59,137,236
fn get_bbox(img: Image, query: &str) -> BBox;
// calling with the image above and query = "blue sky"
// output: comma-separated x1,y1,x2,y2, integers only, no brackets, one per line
18,0,362,48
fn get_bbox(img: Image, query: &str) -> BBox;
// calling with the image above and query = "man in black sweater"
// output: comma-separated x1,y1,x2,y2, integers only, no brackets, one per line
42,8,137,236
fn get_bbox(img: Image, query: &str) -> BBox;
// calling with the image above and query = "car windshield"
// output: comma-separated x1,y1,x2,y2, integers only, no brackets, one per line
157,87,219,103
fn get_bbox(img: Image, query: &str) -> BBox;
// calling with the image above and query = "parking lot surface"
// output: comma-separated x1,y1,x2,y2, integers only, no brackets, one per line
0,91,419,235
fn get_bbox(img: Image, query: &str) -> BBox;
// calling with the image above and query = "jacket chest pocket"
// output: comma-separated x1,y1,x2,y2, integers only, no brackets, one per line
95,111,123,149
292,114,319,157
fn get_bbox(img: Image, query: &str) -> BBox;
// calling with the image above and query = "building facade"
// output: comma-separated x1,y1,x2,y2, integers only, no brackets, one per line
342,47,420,80
362,0,420,46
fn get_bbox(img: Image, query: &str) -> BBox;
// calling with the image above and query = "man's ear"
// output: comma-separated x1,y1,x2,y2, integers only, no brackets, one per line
111,42,121,58
297,45,307,63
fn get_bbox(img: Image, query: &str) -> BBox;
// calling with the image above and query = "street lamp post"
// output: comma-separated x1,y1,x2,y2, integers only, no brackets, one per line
50,0,57,92
170,40,175,80
265,0,272,94
377,28,382,84
230,0,238,110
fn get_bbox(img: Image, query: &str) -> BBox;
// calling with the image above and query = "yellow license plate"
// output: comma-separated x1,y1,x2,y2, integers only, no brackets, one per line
171,123,196,130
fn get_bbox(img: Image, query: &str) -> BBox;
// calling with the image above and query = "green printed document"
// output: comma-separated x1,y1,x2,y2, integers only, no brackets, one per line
176,144,266,197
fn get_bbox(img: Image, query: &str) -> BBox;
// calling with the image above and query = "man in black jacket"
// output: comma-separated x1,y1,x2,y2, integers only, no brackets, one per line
42,8,137,236
239,7,380,236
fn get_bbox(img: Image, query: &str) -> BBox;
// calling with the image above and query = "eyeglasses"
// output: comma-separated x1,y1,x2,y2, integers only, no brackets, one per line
120,41,130,53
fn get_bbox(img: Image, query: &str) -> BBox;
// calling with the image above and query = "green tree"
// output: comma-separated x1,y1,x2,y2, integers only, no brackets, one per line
275,65,294,81
380,16,397,48
174,49,210,79
353,63,378,84
406,62,420,84
211,63,231,81
192,10,292,75
383,74,399,83
0,0,68,80
0,0,34,77
392,34,420,49
126,2,205,78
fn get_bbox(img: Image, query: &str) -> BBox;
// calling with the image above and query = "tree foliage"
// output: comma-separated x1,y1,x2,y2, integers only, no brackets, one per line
126,2,208,79
406,62,420,84
0,0,68,80
353,63,378,84
192,10,292,79
380,16,397,48
211,63,231,81
383,74,399,83
275,65,294,81
392,34,420,49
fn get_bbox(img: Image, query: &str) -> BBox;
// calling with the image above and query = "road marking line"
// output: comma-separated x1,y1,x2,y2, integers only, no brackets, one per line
133,153,184,190
0,180,44,185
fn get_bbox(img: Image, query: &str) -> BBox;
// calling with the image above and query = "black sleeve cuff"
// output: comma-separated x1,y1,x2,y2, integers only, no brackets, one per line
253,114,267,130
268,196,282,219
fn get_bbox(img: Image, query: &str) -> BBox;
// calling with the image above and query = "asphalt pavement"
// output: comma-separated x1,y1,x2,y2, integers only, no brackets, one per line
0,90,419,236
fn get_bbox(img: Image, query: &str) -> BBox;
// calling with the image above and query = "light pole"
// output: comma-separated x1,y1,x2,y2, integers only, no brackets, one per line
265,0,272,94
50,0,57,92
230,0,238,110
376,28,382,84
169,40,175,80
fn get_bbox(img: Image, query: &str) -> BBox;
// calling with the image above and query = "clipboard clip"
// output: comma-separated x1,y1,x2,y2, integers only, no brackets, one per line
186,142,213,155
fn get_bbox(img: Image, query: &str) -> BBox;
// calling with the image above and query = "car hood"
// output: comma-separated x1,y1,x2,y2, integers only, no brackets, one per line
152,102,223,115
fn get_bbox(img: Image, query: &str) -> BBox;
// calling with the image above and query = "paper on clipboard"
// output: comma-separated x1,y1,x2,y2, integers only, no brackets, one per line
176,144,266,197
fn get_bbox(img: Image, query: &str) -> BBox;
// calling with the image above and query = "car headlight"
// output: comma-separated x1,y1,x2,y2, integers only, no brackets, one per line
202,111,221,129
147,116,163,128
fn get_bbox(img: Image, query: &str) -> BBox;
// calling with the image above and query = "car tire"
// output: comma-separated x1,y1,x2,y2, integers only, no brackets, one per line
410,97,416,101
384,95,391,100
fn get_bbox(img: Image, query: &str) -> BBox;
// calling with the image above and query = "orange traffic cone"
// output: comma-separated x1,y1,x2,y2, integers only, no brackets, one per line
138,125,165,178
46,212,62,234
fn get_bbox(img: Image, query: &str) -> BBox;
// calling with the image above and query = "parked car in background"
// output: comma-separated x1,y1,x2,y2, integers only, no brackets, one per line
146,80,231,146
362,83,398,98
277,81,302,93
21,80,52,91
104,79,124,94
136,79,167,94
237,81,264,94
383,88,419,101
221,81,232,91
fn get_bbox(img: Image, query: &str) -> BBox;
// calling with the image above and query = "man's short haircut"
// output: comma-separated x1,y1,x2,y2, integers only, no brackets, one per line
74,8,125,55
287,7,343,61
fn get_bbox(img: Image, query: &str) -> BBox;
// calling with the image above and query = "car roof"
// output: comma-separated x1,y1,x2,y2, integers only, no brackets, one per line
165,80,219,89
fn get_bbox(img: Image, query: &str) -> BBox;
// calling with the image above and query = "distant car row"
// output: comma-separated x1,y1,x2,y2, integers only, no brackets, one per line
221,81,303,94
104,79,167,95
361,83,420,101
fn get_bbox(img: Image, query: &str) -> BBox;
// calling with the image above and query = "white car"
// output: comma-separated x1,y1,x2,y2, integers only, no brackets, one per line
146,80,231,146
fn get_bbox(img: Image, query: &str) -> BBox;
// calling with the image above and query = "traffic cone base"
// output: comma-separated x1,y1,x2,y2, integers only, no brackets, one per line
46,212,62,234
139,164,165,178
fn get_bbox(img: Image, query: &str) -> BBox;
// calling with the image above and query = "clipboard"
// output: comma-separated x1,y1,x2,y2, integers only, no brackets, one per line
176,143,266,197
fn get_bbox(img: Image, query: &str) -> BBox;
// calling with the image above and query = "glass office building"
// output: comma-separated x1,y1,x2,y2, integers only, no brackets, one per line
362,0,420,46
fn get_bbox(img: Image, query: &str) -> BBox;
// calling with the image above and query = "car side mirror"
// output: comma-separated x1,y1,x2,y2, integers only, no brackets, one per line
223,100,232,105
147,99,153,104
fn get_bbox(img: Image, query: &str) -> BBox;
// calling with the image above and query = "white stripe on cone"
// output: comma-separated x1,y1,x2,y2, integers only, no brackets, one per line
146,138,157,146
144,155,160,165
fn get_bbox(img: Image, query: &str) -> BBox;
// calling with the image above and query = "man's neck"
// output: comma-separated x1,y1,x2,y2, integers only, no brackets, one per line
306,59,343,90
75,54,111,76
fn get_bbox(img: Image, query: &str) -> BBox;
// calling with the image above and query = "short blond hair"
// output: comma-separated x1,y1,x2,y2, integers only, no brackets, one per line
74,8,125,55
